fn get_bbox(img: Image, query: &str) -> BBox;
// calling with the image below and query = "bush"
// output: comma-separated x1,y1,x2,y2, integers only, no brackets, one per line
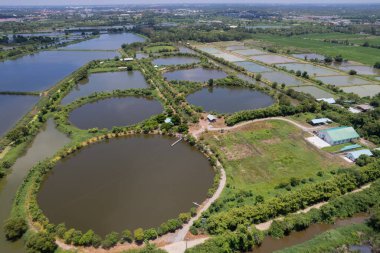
25,232,57,253
368,208,380,231
102,232,119,249
4,217,27,241
134,228,144,244
144,228,158,241
121,229,133,243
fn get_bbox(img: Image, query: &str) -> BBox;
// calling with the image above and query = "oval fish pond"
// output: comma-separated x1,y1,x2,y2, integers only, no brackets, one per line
37,135,215,236
69,97,163,129
163,67,227,83
152,56,200,66
187,86,274,114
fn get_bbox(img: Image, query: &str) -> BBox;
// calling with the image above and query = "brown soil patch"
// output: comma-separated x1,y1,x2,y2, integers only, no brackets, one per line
261,137,281,145
222,143,258,160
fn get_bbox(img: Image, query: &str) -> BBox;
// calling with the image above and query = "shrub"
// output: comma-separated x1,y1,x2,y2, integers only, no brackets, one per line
134,228,144,244
102,232,119,249
4,217,27,241
144,228,158,241
25,232,57,253
121,229,133,243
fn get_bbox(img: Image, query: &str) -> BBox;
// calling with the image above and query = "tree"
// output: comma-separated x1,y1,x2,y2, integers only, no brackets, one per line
348,69,357,75
79,230,95,246
134,228,144,244
144,228,158,241
208,78,214,86
255,73,262,81
4,217,27,241
102,232,119,249
121,229,133,243
295,70,302,77
25,232,57,253
374,62,380,69
368,208,380,231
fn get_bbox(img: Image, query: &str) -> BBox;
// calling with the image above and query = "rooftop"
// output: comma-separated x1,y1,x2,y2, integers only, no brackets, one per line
319,126,360,142
346,149,373,160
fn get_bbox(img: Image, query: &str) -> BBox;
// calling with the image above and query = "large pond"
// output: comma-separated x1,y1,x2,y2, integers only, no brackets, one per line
37,135,214,236
187,86,274,114
163,67,227,82
0,50,118,92
0,95,39,137
152,56,200,66
0,119,70,253
251,213,368,253
61,71,148,105
69,97,163,129
63,33,145,50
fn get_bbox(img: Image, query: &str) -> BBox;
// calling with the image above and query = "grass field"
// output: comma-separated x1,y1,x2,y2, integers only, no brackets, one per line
202,120,347,203
249,34,380,66
144,45,177,53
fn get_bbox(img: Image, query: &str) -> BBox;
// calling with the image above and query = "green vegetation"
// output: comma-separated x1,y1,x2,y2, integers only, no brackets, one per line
275,223,371,253
202,120,344,200
250,33,380,65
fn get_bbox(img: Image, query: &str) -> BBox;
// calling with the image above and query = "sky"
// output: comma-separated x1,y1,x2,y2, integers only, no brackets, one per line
0,0,379,6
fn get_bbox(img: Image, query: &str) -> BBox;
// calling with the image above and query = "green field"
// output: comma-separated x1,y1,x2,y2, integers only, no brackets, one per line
202,120,347,203
144,45,177,53
249,34,380,65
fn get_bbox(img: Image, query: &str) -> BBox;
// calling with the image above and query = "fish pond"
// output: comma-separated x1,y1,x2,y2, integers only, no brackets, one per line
163,67,228,83
61,71,148,105
0,95,39,137
63,33,145,50
186,86,274,114
69,96,163,129
37,135,214,236
0,50,118,92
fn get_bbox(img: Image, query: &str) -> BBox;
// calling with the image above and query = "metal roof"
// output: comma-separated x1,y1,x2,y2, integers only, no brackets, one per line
346,149,373,160
319,126,360,142
311,118,332,124
340,144,362,152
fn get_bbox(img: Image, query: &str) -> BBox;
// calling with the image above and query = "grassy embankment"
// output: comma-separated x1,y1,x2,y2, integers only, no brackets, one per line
201,119,348,209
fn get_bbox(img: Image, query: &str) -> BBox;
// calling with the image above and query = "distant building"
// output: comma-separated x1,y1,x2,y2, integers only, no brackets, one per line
348,107,361,114
164,117,172,124
317,98,336,104
317,126,360,146
207,114,217,122
346,149,373,162
356,104,374,112
120,57,134,61
310,118,332,126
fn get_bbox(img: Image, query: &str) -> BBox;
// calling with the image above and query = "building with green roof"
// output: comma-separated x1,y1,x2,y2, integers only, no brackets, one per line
317,126,360,146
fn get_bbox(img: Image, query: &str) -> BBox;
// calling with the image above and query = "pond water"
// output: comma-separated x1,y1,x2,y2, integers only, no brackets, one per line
136,52,148,59
69,96,163,129
233,49,266,56
178,47,196,54
261,71,307,86
251,213,368,253
0,50,118,92
0,95,39,137
292,53,325,61
251,55,297,64
152,56,200,66
338,65,380,76
276,63,340,77
317,75,372,87
187,86,274,114
0,119,70,253
341,85,380,98
63,33,145,50
37,135,214,236
235,61,272,73
293,86,334,99
163,68,227,83
61,71,148,105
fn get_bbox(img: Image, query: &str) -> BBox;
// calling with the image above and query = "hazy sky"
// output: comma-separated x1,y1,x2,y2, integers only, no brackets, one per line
1,0,379,6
